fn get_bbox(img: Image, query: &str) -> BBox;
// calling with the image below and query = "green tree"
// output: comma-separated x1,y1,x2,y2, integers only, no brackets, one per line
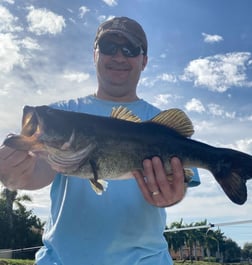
242,242,252,260
0,188,44,259
192,220,208,259
164,219,186,259
1,188,32,247
223,238,241,262
184,223,198,262
164,219,231,262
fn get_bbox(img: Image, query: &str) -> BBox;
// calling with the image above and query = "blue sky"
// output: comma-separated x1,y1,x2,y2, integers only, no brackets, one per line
0,0,251,248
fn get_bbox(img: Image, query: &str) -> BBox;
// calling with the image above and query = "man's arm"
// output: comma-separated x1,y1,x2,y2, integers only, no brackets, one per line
0,146,56,190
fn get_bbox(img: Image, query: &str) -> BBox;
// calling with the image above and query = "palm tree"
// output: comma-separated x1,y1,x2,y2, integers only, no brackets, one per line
0,188,32,247
164,219,187,260
193,220,209,260
184,223,198,262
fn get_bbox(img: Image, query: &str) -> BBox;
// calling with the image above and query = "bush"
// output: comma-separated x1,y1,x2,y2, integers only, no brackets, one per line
203,257,217,262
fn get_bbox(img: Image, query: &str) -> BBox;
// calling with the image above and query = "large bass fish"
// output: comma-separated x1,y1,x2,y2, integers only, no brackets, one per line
3,105,252,205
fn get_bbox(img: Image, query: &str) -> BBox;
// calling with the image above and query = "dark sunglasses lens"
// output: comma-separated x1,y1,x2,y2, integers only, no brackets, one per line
99,40,143,57
99,41,117,55
122,46,142,57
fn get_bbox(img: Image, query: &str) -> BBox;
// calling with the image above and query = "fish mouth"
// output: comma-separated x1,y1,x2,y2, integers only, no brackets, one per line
3,106,44,151
21,106,40,137
3,132,43,152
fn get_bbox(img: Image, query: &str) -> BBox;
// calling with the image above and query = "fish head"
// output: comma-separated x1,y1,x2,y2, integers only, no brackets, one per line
3,106,43,151
4,105,75,152
26,105,82,149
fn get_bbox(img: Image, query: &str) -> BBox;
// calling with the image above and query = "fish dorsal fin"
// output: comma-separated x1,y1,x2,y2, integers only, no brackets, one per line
151,108,194,137
111,106,141,122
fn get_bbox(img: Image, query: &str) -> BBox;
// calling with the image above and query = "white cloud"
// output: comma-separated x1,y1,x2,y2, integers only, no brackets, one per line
102,0,118,6
19,186,51,221
185,98,205,113
0,33,42,74
151,93,182,110
20,37,41,50
67,8,74,14
139,76,157,87
208,103,224,116
207,103,236,119
153,94,172,109
63,71,90,82
193,119,214,135
140,73,177,89
97,15,115,24
0,33,25,73
158,73,177,83
27,6,66,35
0,0,14,4
0,5,22,32
202,32,223,43
79,6,90,18
234,138,252,153
181,52,252,92
240,115,252,122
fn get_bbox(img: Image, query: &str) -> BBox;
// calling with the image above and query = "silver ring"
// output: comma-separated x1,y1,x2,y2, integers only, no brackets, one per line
151,190,160,196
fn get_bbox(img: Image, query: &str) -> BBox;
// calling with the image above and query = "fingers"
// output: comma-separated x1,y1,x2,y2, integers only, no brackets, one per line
0,146,36,189
134,156,186,207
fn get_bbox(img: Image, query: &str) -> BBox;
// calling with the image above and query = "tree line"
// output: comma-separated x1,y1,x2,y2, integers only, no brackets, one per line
1,188,252,261
164,219,252,263
0,188,44,259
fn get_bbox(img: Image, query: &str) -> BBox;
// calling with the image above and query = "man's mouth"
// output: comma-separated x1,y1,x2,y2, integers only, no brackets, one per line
106,64,131,71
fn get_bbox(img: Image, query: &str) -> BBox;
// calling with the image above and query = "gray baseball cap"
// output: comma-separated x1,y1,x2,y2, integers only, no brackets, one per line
94,17,148,55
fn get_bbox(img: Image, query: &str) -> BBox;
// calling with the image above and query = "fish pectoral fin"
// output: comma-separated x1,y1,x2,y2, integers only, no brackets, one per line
88,159,109,195
89,179,108,195
150,108,194,137
111,106,141,122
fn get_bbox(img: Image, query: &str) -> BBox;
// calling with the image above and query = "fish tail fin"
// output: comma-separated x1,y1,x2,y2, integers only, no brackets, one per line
211,149,252,205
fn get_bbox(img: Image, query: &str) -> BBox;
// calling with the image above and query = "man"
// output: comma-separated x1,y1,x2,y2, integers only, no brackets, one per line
0,17,200,264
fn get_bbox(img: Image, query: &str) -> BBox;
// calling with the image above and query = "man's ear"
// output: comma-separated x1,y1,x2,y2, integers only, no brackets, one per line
94,50,98,64
142,55,148,70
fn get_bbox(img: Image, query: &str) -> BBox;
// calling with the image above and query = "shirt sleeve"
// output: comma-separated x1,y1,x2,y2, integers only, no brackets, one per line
188,167,201,187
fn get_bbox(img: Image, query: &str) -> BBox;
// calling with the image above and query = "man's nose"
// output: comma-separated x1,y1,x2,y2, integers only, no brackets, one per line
112,48,126,60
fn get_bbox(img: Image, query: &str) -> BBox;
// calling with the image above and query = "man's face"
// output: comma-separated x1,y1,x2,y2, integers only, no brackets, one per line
94,34,148,100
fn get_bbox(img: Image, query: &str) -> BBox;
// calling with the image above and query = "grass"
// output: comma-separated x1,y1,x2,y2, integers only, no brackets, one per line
0,259,34,265
174,262,221,265
0,259,249,265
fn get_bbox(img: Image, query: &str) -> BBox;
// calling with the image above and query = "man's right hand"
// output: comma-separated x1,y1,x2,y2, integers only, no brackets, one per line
0,145,55,190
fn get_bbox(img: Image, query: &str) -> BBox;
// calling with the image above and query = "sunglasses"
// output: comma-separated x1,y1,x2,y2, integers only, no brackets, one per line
98,40,144,58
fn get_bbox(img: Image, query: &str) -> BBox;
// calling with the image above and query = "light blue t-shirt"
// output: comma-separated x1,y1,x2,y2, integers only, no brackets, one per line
35,95,200,265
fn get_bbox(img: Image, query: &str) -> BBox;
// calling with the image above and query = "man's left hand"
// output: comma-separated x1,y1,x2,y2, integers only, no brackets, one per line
133,156,186,207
